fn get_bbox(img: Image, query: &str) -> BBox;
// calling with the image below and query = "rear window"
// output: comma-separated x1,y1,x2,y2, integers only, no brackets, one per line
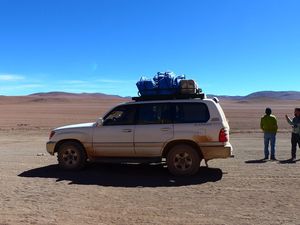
174,103,210,123
137,103,172,125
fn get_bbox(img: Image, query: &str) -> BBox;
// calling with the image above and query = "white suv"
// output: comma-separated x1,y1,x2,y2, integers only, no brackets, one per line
46,97,233,176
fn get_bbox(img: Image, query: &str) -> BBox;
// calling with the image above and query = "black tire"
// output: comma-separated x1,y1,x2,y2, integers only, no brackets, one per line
57,141,87,170
166,144,200,176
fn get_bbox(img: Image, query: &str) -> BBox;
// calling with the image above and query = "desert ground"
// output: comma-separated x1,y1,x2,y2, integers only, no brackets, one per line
0,94,300,225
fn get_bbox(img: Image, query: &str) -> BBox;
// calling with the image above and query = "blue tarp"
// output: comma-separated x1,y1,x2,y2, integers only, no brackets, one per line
136,72,186,96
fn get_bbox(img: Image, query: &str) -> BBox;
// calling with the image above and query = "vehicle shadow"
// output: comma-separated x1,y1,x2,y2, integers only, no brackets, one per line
18,163,223,187
244,159,268,164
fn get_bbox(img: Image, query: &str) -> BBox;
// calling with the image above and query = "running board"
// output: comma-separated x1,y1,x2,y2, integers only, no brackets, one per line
89,157,162,164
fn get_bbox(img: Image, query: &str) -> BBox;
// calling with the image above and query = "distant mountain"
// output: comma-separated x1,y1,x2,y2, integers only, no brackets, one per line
27,91,300,101
29,91,125,99
243,91,300,100
207,94,243,101
209,91,300,101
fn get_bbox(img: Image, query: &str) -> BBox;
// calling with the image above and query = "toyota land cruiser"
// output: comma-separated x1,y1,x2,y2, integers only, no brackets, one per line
46,96,233,176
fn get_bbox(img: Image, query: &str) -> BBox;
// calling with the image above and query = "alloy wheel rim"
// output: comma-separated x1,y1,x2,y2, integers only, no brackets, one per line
62,147,79,165
174,152,192,171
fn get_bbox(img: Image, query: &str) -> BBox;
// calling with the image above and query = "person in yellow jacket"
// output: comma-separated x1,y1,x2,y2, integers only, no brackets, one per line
260,108,278,160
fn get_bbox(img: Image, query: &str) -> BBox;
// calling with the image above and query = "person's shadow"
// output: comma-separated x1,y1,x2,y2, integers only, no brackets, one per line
18,163,223,187
244,159,268,164
278,159,300,164
245,158,300,164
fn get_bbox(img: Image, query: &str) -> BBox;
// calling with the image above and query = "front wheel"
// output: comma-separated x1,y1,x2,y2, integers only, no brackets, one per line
166,144,200,176
57,141,87,170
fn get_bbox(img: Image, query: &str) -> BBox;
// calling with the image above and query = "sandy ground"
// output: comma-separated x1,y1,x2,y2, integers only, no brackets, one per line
1,96,300,225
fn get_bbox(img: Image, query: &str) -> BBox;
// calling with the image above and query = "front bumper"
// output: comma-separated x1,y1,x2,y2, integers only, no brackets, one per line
200,143,233,160
46,141,56,155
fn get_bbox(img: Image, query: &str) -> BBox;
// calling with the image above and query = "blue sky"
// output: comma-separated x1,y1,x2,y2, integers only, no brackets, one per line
0,0,299,96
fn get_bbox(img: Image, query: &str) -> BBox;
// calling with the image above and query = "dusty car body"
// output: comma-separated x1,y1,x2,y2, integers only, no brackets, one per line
47,97,233,176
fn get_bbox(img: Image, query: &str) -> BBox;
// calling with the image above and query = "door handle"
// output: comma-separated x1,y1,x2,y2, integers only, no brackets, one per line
122,129,132,133
160,127,171,131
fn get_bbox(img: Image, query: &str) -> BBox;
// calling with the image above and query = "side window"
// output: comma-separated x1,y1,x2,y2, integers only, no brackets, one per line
174,103,210,123
103,105,136,126
137,104,172,125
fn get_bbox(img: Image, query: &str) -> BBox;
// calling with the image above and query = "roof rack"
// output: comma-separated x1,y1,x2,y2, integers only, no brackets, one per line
132,92,206,101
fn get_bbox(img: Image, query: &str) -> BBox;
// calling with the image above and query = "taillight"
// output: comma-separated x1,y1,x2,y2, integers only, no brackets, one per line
49,131,55,140
219,128,228,142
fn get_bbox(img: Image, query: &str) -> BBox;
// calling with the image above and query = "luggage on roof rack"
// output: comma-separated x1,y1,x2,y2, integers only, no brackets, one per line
153,72,177,95
180,79,198,94
136,71,201,97
136,77,156,96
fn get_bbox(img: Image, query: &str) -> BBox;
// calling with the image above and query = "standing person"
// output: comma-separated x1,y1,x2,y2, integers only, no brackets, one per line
260,108,278,160
285,108,300,161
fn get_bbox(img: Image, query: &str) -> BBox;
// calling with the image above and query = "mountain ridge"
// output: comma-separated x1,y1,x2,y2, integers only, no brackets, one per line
208,91,300,101
1,90,299,100
29,91,124,99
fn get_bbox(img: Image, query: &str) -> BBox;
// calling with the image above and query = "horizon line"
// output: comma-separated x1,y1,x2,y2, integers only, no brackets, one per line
0,90,300,98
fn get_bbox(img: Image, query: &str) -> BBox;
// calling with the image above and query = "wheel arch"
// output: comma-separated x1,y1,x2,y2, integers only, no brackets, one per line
54,139,86,154
162,140,203,159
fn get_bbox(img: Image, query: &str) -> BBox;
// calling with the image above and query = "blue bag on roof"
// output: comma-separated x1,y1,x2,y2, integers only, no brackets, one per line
174,75,186,88
154,72,176,95
136,77,157,96
153,72,166,84
136,72,189,96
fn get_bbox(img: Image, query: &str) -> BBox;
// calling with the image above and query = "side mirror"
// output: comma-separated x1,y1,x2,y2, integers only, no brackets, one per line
95,118,103,127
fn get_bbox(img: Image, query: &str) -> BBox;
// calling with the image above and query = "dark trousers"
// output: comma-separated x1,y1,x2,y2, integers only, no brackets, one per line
291,133,300,158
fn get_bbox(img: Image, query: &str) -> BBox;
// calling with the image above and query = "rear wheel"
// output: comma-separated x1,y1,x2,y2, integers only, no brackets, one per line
57,141,87,170
167,144,200,176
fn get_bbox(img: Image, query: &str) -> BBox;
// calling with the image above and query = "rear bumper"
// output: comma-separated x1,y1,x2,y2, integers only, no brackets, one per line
200,143,233,160
46,141,56,155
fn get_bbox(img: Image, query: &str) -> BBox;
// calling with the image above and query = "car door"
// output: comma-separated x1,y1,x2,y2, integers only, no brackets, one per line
134,103,174,157
93,104,136,157
173,102,210,143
